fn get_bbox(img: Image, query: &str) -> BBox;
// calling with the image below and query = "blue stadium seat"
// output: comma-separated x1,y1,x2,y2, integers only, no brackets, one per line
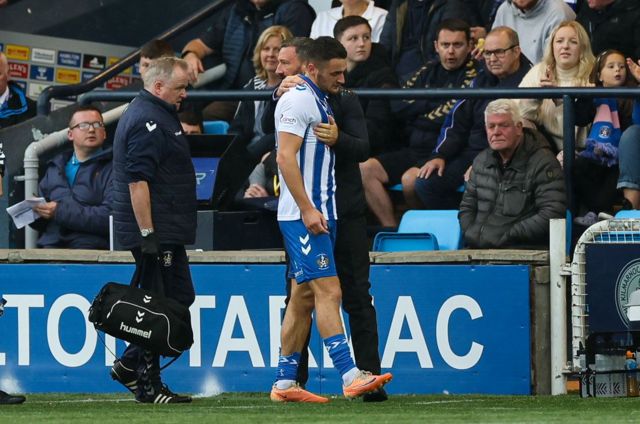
373,233,439,252
372,209,463,252
615,210,640,219
203,120,230,135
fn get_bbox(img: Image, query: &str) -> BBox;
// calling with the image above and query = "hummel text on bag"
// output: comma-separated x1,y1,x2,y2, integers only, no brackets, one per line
119,322,153,339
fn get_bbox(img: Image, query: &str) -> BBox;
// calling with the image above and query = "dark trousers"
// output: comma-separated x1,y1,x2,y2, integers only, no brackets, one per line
414,150,478,210
119,245,195,384
286,214,381,384
574,157,620,214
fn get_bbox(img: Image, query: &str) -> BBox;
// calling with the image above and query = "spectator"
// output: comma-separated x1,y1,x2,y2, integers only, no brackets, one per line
615,58,640,210
334,15,398,156
463,0,506,39
228,25,293,160
30,106,112,249
577,0,640,60
0,52,36,129
414,26,532,210
459,99,565,248
360,19,479,227
493,0,576,64
181,0,314,89
573,50,638,222
379,0,474,78
518,20,595,156
178,109,203,135
241,149,279,202
138,39,174,78
311,0,388,42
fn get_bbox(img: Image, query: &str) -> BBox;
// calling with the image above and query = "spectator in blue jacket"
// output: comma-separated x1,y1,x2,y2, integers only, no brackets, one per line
31,106,113,249
0,52,36,129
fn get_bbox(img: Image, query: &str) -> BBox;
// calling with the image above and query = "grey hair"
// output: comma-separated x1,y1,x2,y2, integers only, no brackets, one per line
142,56,189,89
484,99,522,124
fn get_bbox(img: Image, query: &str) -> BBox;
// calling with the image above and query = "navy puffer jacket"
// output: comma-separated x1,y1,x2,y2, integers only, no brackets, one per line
112,90,196,249
34,149,113,249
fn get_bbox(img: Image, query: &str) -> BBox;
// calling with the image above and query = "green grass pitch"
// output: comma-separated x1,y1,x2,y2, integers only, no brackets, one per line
3,393,640,423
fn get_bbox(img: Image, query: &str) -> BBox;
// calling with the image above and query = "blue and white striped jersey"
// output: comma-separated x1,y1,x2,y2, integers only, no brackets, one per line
274,75,337,221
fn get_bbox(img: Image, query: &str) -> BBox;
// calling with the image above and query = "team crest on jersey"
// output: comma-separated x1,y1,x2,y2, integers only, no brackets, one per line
316,253,330,270
280,115,297,125
615,258,640,326
162,250,173,267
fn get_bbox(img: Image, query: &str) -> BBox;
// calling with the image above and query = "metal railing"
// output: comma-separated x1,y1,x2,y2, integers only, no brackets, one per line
36,0,232,115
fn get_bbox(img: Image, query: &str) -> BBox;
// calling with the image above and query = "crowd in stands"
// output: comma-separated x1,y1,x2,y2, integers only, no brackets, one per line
4,0,640,250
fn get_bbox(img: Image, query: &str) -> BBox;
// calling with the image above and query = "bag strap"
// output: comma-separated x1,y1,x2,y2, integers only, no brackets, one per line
96,331,181,371
129,253,165,297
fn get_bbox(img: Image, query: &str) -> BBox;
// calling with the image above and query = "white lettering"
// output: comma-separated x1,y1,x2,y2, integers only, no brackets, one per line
381,296,432,368
189,296,216,367
437,295,484,370
4,294,45,366
212,296,265,367
47,294,97,367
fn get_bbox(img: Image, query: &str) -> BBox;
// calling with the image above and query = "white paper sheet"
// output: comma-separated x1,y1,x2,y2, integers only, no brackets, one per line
6,197,46,229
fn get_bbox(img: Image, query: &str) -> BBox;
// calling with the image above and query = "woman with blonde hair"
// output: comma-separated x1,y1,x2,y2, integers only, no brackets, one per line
518,20,596,156
229,25,293,159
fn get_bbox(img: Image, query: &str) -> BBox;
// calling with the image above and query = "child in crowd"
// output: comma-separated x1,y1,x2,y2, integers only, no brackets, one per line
574,50,638,225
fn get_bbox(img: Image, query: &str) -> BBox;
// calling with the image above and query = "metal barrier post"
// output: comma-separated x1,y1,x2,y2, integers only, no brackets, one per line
550,218,568,395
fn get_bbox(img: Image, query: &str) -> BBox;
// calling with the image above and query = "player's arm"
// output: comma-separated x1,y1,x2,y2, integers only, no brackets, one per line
276,131,328,235
129,181,153,231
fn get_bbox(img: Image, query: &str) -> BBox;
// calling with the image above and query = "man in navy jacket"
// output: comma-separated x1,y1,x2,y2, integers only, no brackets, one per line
111,57,196,404
31,106,113,249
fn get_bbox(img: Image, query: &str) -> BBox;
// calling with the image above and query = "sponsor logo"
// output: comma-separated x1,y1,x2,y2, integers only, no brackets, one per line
56,68,81,84
316,253,330,270
143,295,152,304
6,44,29,61
299,233,310,255
58,51,82,67
83,54,106,70
82,71,99,82
8,62,28,79
31,47,56,64
615,259,640,326
145,121,157,132
27,82,49,98
29,65,54,82
106,75,131,90
280,115,297,125
135,310,145,323
119,322,153,339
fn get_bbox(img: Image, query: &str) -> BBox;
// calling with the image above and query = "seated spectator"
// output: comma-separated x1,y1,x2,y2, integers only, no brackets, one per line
414,26,532,210
492,0,576,64
311,0,388,42
181,0,314,87
178,109,204,135
573,50,638,222
30,106,113,249
360,18,479,227
181,0,314,121
518,20,595,156
577,0,640,60
0,52,36,129
139,39,175,78
616,58,640,210
228,25,293,160
459,99,565,248
334,15,398,155
379,0,474,78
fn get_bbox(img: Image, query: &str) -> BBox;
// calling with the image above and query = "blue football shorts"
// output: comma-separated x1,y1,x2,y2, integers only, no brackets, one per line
279,219,337,284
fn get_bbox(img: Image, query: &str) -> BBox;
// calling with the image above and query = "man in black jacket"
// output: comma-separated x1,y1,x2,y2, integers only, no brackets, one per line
111,57,196,404
577,0,640,60
414,26,531,210
459,99,565,248
263,37,387,401
360,19,479,227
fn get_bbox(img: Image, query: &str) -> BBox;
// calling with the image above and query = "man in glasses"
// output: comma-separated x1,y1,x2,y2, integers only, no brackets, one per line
414,26,532,211
30,105,113,249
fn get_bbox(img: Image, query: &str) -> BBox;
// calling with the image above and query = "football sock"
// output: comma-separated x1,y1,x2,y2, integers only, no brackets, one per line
274,352,301,389
323,334,358,385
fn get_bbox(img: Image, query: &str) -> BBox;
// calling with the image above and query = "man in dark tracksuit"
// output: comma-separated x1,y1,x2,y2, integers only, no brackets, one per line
0,52,36,129
263,38,386,401
110,57,196,404
414,26,532,209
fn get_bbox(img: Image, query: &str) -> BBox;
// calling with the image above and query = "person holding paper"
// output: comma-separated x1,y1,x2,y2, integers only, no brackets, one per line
30,105,113,249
